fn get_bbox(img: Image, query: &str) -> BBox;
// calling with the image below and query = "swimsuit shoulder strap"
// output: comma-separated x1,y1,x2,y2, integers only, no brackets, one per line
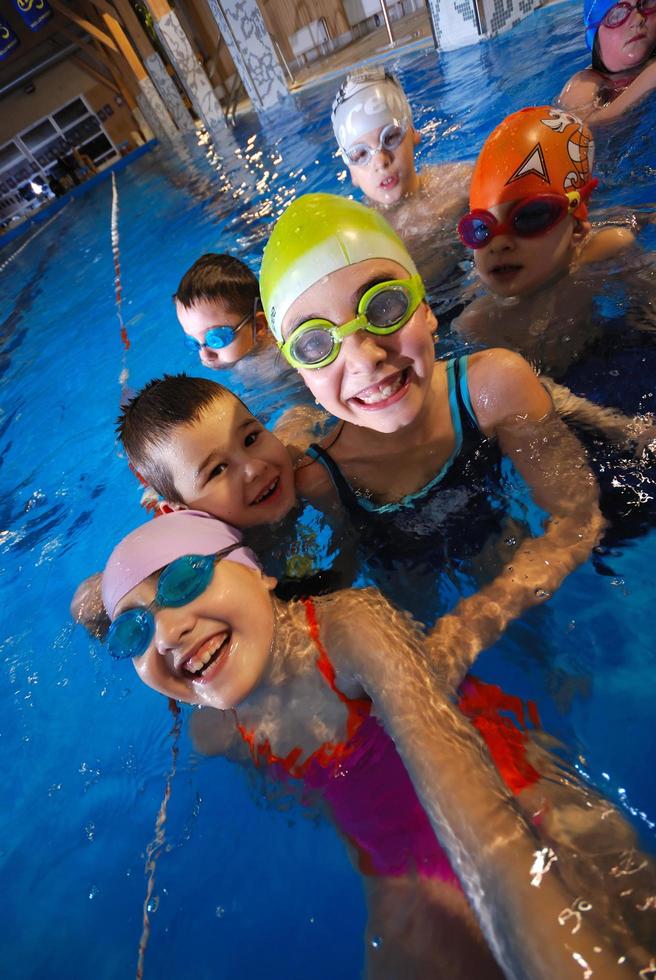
302,598,371,740
234,599,370,778
451,355,481,435
306,442,362,517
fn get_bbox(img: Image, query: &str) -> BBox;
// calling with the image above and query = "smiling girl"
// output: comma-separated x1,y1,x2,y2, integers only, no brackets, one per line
260,193,603,624
101,509,650,979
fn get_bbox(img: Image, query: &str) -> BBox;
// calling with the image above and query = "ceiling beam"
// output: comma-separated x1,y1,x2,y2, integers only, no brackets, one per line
48,0,118,52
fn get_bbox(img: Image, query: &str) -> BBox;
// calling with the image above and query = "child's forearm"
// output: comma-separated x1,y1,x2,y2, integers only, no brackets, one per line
428,504,603,690
367,663,636,979
543,377,641,444
428,409,605,687
587,62,656,123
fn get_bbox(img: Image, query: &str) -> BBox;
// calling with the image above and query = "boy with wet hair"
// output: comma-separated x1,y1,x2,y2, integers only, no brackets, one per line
70,374,327,634
116,374,297,524
174,253,270,370
331,67,471,284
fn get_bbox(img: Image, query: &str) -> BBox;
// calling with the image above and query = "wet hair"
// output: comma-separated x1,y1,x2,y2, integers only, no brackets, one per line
117,374,246,503
173,253,259,317
591,32,609,72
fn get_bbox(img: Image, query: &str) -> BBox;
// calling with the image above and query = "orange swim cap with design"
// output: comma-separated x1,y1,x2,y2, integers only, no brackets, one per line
470,106,595,220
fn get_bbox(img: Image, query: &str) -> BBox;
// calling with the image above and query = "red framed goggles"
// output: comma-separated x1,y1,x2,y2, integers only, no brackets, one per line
598,0,656,28
457,181,598,250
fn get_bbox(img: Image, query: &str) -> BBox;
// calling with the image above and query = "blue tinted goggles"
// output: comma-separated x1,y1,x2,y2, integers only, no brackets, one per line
106,547,238,660
184,303,257,354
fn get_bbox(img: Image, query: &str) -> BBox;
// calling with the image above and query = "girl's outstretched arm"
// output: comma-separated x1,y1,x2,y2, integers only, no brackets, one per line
327,598,646,979
559,61,656,123
429,350,604,689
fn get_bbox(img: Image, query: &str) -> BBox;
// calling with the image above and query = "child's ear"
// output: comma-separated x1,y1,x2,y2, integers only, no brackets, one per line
424,303,438,336
255,310,268,333
262,573,278,592
412,126,420,147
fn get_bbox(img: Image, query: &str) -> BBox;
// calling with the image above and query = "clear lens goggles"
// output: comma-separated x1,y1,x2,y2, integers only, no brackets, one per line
184,303,257,354
457,190,586,250
280,275,425,370
106,547,238,660
599,0,656,27
343,122,408,167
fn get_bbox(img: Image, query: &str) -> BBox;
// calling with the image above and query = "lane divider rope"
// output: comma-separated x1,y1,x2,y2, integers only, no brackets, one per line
110,176,182,980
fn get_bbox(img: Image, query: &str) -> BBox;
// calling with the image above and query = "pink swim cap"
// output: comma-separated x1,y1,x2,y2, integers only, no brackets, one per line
102,510,261,619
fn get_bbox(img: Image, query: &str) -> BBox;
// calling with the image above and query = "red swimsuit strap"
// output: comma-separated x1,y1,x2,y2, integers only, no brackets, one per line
235,598,371,779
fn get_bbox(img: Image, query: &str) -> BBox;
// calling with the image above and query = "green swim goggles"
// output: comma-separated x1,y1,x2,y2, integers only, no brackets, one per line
280,275,425,370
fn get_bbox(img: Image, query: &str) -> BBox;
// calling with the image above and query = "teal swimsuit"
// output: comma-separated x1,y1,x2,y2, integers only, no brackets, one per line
306,356,509,616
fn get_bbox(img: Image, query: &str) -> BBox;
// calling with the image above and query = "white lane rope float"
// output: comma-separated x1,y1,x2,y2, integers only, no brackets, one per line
110,173,131,396
110,174,182,979
0,205,67,275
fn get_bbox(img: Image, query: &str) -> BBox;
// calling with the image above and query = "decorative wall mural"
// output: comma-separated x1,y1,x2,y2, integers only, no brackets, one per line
206,0,288,112
156,11,228,137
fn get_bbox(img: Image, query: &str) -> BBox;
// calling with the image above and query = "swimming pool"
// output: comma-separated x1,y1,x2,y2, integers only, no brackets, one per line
1,3,655,976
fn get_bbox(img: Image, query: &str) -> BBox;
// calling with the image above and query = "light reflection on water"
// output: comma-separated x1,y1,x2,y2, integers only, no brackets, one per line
0,2,655,976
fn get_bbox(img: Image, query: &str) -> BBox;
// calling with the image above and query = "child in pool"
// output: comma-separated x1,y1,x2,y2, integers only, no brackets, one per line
452,106,654,448
70,375,330,634
101,509,650,979
453,107,634,371
559,0,656,123
331,68,471,284
175,253,272,370
260,191,604,622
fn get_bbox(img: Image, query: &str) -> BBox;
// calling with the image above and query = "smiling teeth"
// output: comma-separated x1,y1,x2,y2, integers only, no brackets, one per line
185,635,227,676
252,478,278,505
357,374,404,404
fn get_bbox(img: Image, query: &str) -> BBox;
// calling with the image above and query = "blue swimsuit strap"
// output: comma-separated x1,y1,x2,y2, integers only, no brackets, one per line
306,356,480,516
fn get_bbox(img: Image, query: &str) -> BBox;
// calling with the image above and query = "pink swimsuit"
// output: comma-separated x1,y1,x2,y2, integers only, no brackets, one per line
237,599,541,881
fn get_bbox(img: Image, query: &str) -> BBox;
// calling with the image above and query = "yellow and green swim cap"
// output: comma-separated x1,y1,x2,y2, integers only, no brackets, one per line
260,193,419,343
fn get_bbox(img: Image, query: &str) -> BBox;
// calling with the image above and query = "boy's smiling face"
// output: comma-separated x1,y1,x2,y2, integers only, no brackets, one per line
176,297,255,369
155,395,296,526
473,200,581,298
347,125,420,205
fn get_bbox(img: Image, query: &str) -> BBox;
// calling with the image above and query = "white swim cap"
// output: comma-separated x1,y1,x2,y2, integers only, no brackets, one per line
331,68,412,156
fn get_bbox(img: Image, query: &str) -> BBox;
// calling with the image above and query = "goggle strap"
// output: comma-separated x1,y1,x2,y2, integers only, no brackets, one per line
579,177,599,202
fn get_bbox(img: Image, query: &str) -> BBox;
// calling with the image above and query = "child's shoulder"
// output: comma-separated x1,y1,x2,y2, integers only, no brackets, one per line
418,162,472,210
466,348,551,430
579,226,636,266
452,295,501,344
559,68,605,112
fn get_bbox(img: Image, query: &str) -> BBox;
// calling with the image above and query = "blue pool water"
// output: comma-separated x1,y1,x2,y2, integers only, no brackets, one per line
1,3,655,977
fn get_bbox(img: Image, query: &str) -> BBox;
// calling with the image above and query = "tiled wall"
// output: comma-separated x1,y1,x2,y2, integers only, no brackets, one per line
426,0,543,50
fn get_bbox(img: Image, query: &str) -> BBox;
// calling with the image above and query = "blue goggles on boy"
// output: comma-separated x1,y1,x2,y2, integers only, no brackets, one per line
106,546,238,660
184,301,258,354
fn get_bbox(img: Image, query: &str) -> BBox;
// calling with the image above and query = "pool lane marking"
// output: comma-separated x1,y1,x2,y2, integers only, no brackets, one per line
136,699,182,980
110,173,130,394
0,205,68,274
